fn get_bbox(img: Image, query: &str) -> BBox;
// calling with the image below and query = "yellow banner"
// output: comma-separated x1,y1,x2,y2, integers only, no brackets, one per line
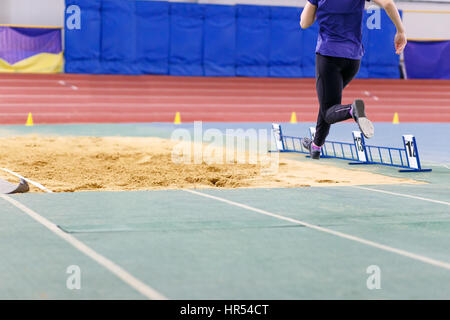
0,52,63,74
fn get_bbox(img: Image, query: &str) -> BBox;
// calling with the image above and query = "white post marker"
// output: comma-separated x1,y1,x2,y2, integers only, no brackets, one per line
309,127,316,140
352,131,367,162
272,123,284,151
403,135,419,170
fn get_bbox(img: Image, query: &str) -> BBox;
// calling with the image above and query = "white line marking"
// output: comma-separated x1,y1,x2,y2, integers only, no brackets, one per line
0,168,53,193
352,186,450,206
0,194,168,300
184,189,450,271
427,163,450,170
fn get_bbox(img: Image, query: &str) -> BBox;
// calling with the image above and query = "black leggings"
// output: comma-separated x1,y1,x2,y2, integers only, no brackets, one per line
314,54,361,146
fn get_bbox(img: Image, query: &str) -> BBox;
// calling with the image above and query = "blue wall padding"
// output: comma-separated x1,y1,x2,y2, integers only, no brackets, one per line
366,10,400,78
64,0,102,73
404,41,450,79
236,5,271,77
64,0,401,79
204,5,236,77
169,3,205,76
269,6,303,78
301,21,319,78
101,0,136,74
135,1,170,75
356,11,370,79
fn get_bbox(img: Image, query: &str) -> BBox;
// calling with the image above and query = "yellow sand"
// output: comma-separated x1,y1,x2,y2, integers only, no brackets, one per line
0,136,419,193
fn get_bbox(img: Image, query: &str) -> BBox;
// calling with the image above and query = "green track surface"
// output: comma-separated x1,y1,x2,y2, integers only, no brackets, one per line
0,123,449,299
1,182,449,299
0,123,173,138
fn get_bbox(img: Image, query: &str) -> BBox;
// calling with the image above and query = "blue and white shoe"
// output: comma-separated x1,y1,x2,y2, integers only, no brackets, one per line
352,99,374,139
302,137,321,160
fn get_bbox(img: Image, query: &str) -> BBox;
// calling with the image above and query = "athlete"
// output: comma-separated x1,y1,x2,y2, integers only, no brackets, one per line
300,0,406,159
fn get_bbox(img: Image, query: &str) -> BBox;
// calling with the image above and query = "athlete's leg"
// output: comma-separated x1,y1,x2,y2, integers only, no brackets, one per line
342,58,361,88
343,59,374,139
323,58,361,125
314,54,345,147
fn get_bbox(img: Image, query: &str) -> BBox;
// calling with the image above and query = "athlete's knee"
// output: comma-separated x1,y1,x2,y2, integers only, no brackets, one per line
324,108,335,124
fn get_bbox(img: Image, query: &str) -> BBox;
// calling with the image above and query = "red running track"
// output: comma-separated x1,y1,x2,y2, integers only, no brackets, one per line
0,73,449,124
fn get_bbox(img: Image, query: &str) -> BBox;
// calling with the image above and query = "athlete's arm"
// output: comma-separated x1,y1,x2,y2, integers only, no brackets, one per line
372,0,407,54
300,2,317,29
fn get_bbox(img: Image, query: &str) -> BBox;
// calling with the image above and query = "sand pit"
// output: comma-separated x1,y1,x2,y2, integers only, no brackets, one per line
0,136,420,193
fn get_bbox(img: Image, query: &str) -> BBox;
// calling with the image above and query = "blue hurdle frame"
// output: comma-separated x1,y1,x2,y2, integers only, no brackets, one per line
272,124,432,173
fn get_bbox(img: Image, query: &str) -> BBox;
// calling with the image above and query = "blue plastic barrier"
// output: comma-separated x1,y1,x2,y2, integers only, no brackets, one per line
271,124,432,173
64,0,401,79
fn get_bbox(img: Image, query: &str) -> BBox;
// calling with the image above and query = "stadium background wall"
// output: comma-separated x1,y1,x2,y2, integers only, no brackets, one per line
63,0,401,78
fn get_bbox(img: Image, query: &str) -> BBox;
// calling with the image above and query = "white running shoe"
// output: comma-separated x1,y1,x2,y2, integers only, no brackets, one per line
352,99,374,139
